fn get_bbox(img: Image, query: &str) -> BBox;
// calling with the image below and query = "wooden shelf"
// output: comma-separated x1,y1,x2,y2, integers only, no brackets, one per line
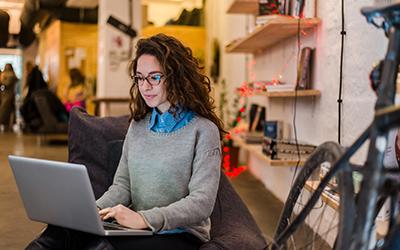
258,89,321,97
230,133,304,167
305,181,339,210
227,0,258,15
225,15,320,53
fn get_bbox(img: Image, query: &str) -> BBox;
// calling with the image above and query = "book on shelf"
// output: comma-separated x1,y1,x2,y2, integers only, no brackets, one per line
240,132,264,144
258,0,280,16
248,104,266,133
259,0,315,17
257,0,315,20
294,0,316,18
296,47,314,90
294,0,305,17
278,0,292,15
266,84,296,92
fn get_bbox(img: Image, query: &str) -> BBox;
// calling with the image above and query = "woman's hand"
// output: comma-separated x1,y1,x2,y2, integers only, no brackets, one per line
99,204,148,229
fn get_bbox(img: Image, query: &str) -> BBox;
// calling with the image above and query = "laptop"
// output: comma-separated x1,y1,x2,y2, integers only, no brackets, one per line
8,155,152,236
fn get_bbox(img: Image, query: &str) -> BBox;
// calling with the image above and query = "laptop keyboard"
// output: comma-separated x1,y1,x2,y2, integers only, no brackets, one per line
103,221,129,231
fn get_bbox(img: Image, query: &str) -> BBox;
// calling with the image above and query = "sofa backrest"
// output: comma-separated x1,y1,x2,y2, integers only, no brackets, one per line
68,107,129,198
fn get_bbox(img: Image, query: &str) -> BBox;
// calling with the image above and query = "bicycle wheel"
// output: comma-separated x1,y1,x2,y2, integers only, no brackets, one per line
271,141,346,249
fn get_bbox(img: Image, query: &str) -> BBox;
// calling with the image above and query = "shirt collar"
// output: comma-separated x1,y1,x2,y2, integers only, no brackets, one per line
148,106,186,131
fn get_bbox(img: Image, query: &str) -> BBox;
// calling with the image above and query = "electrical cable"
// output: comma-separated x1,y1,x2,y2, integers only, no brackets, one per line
290,17,302,187
338,0,346,144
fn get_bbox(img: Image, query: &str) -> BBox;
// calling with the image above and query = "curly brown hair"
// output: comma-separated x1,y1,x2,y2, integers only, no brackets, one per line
128,33,226,138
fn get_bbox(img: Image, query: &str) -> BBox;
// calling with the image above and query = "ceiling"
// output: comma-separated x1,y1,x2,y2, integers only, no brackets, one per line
0,0,200,46
0,0,195,9
65,0,98,8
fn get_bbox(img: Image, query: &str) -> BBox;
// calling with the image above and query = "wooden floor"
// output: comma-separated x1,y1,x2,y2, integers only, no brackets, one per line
0,131,283,249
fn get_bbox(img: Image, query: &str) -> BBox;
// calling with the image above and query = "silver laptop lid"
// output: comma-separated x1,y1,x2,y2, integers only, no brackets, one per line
8,155,105,235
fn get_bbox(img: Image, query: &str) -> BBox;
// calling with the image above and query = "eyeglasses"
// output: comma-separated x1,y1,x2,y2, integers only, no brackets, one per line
133,72,164,86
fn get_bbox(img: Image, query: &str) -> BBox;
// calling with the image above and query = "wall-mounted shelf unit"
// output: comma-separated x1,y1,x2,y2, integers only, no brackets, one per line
305,181,339,210
227,0,258,15
230,133,304,167
251,89,321,98
225,15,320,53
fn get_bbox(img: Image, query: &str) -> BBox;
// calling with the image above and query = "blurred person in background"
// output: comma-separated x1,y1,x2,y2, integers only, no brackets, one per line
0,63,18,132
64,68,87,112
23,61,34,97
24,64,47,101
20,65,68,133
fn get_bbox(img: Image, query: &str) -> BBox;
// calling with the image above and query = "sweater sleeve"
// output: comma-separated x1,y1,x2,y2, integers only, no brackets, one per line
138,123,221,232
96,124,133,209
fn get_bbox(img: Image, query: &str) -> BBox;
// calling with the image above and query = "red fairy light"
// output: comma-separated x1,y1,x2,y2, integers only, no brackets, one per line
225,165,248,178
223,146,229,153
223,163,230,170
240,107,245,113
233,127,245,134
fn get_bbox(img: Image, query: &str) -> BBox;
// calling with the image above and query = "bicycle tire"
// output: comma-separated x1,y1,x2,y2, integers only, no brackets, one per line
335,162,356,249
273,141,345,248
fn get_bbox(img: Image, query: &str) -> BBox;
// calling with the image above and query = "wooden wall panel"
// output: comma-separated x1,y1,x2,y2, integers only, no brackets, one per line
59,22,98,102
141,25,205,66
39,21,98,114
39,21,61,91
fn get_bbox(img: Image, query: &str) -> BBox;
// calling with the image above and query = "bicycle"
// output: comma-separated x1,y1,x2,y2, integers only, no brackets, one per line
268,3,400,250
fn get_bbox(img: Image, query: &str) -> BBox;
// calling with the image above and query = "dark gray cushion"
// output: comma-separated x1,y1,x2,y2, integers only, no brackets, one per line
67,107,129,199
201,174,267,249
67,107,267,249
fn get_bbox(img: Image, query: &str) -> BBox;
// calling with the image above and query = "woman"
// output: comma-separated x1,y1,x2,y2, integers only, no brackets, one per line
0,63,18,131
27,33,225,250
64,68,87,112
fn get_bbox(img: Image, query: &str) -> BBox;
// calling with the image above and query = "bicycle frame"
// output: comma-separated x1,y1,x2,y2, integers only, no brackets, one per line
274,5,400,250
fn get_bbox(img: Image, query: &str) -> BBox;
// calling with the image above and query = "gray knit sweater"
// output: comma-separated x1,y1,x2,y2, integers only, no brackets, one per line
96,114,221,242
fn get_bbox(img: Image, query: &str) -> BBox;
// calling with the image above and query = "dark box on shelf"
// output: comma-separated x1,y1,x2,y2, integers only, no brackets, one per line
263,120,283,140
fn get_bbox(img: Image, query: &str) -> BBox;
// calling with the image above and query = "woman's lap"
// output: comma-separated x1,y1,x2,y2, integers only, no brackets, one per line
107,233,201,250
26,225,202,250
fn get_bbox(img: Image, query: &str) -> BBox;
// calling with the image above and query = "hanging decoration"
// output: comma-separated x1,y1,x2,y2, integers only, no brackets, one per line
220,79,248,177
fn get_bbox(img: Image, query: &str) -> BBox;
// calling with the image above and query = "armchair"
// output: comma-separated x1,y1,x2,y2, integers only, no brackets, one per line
68,107,267,250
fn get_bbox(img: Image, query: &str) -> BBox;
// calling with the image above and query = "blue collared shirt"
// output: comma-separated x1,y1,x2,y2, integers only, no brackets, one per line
148,106,195,234
148,107,195,133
